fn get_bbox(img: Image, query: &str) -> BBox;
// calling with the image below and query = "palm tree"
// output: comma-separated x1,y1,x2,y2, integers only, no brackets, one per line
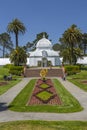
10,47,27,66
73,48,83,64
7,18,26,48
0,32,13,57
82,33,87,55
60,47,72,64
62,24,82,64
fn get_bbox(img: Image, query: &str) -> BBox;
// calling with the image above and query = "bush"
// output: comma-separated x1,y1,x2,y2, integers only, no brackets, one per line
3,64,14,69
9,66,24,76
81,65,87,70
76,64,87,71
65,65,80,75
10,47,27,66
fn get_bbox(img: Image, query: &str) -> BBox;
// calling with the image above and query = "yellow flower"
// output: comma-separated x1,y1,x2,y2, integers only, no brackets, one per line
40,69,48,79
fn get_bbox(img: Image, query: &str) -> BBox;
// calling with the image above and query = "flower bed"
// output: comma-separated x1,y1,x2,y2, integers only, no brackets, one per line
28,79,62,105
0,81,8,86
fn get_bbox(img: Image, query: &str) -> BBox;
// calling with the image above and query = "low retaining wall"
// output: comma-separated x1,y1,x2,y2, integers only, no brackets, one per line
25,68,63,77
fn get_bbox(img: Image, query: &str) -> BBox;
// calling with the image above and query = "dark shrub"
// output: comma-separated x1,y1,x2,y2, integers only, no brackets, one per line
3,64,14,69
81,65,87,70
65,65,80,75
9,66,24,76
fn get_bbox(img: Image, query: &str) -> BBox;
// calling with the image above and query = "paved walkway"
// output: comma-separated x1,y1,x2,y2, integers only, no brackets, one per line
0,77,87,122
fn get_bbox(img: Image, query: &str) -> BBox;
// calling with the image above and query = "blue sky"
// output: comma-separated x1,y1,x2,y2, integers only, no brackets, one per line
0,0,87,48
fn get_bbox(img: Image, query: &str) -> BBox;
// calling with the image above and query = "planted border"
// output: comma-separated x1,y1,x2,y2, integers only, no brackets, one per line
28,79,62,105
9,79,83,113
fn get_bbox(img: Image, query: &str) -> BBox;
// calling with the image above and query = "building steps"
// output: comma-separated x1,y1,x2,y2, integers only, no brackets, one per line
24,68,63,77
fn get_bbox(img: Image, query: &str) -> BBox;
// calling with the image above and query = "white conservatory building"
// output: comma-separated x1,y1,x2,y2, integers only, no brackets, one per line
29,36,61,67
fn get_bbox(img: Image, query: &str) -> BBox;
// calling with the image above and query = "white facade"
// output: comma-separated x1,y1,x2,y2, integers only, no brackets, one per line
29,37,61,67
1,57,87,66
77,57,87,65
0,56,87,66
0,58,11,65
0,58,29,66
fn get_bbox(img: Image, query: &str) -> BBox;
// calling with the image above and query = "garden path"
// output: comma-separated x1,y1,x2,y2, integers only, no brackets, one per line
0,77,87,122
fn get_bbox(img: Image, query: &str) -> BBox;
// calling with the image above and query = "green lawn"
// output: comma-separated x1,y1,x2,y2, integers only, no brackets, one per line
0,79,21,95
0,66,21,95
9,78,83,113
0,66,9,79
36,91,53,100
40,83,49,89
67,71,87,91
0,120,87,130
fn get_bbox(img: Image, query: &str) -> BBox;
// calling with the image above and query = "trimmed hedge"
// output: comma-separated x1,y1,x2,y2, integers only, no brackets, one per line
3,64,14,69
81,66,87,70
76,64,87,71
9,66,24,76
65,65,80,75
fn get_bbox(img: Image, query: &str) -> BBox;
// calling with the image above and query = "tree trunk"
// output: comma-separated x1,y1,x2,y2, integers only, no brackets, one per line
3,45,5,58
84,43,87,55
71,43,74,65
15,33,18,48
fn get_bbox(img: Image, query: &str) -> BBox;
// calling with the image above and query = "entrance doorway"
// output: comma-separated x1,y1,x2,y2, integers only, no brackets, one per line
42,57,47,67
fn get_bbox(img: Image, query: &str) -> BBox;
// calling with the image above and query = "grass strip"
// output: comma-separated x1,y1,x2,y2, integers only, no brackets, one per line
1,120,87,130
53,79,83,112
67,71,87,91
9,79,36,108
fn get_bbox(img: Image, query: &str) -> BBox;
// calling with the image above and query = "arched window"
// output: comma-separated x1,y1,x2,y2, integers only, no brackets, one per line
42,50,48,58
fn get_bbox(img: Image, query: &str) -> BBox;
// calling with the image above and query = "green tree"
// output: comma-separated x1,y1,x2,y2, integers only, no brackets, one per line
36,32,49,41
33,32,49,44
0,32,13,58
10,47,27,66
7,18,26,48
73,48,83,64
61,24,82,64
60,48,71,64
52,43,61,51
25,32,49,51
82,33,87,55
25,42,34,51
